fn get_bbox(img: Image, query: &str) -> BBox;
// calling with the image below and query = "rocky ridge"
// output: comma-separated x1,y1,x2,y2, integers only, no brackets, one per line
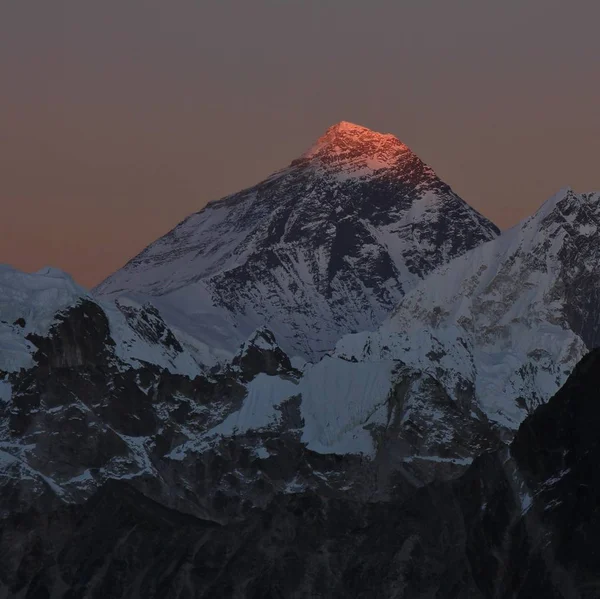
332,188,600,437
0,284,502,524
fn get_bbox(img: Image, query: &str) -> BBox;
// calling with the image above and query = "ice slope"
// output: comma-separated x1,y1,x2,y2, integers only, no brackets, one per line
299,357,396,455
0,266,397,474
95,121,499,360
164,330,499,469
5,186,595,466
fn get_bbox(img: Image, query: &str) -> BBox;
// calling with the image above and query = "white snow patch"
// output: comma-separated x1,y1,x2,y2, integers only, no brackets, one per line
283,476,307,494
211,374,298,436
520,491,533,514
0,265,87,372
253,446,270,460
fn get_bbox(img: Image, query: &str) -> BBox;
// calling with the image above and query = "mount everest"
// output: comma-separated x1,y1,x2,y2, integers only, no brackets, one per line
1,122,599,597
95,121,498,361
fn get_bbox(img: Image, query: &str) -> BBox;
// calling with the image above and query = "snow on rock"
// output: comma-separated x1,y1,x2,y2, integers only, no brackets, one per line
0,265,88,372
104,297,203,376
0,264,204,376
334,188,599,432
167,373,300,459
94,121,498,361
0,380,11,404
207,373,298,437
241,328,280,352
164,335,399,459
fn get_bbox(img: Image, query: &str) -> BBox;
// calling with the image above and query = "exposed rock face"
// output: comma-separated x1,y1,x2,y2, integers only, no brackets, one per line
230,328,297,381
0,265,205,376
95,121,498,360
26,299,115,369
455,349,600,597
1,349,599,598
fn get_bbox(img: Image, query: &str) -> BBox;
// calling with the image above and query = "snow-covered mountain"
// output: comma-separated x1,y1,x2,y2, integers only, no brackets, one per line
5,186,599,515
0,259,507,542
3,139,600,594
4,313,600,597
6,114,600,596
333,188,600,432
0,268,500,515
95,121,499,360
0,265,205,377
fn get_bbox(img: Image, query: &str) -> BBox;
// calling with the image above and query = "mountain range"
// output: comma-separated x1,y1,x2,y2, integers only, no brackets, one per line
1,122,599,597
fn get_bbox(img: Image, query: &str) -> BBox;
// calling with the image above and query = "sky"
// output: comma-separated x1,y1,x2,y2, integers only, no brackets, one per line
1,1,599,288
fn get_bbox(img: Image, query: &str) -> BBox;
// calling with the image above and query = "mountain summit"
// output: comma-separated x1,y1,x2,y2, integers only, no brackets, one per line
295,121,411,175
95,122,499,360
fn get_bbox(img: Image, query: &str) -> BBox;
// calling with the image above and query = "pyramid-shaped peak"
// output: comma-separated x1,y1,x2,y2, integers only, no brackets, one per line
325,121,374,135
298,121,411,167
321,120,398,141
522,186,600,233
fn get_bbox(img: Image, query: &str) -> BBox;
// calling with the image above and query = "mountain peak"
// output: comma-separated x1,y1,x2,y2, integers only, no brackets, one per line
295,121,411,173
521,186,600,235
96,121,499,360
323,121,374,136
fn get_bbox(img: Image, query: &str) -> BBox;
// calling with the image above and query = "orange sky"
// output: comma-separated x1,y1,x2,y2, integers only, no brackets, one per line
1,1,599,288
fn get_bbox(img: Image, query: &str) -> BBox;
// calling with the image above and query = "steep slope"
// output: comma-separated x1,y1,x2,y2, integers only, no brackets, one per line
95,121,499,359
5,188,598,511
334,188,600,431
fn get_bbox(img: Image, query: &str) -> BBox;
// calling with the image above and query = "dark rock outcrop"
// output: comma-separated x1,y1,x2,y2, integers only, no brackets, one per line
230,328,297,382
26,300,115,369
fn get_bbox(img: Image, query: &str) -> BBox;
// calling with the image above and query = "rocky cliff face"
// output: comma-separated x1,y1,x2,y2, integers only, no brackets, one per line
95,121,498,360
0,265,205,377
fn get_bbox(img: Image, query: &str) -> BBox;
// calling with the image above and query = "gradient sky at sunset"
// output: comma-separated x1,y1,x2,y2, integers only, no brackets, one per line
1,1,599,287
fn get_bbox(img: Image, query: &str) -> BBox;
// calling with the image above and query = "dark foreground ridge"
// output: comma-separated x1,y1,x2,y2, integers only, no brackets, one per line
2,350,599,598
